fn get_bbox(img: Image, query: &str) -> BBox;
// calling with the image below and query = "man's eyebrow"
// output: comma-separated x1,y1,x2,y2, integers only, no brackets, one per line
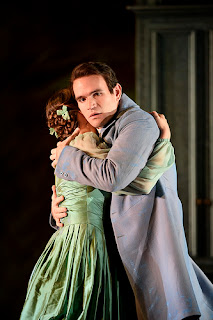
75,89,103,101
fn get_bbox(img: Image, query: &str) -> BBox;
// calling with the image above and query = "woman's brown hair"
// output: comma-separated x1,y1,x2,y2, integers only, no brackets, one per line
46,88,79,141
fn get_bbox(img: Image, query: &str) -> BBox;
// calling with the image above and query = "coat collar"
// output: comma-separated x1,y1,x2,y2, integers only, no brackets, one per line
98,93,139,136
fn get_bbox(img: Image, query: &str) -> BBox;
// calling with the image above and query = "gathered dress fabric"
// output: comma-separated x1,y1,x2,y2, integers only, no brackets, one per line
20,178,114,320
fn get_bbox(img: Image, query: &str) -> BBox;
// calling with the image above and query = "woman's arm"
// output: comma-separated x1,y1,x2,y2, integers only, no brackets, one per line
115,139,175,195
123,111,174,195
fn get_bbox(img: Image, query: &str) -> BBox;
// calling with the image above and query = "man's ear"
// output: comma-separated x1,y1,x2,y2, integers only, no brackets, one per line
114,83,122,101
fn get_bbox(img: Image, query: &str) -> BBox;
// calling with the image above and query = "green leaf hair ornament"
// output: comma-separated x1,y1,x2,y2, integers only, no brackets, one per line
57,105,70,120
49,127,58,138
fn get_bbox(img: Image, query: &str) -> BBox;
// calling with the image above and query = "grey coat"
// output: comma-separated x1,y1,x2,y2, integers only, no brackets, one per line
55,94,213,320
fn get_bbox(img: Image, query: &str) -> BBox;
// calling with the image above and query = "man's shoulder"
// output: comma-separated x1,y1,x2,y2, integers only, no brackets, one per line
117,93,155,123
118,93,140,112
100,93,158,139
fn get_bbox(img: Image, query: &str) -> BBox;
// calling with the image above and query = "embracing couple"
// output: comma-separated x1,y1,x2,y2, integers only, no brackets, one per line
20,62,213,320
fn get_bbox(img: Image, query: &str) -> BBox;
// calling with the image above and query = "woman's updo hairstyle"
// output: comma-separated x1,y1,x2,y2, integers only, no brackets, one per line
46,88,79,141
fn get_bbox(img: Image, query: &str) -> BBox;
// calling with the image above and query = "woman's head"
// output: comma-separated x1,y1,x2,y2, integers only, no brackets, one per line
70,62,118,97
46,88,79,141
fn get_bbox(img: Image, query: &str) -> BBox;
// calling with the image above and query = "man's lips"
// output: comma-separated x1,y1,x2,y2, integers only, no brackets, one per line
89,113,101,118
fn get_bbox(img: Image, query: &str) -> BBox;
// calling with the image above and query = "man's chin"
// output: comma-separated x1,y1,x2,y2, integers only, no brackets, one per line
88,114,114,129
88,120,103,128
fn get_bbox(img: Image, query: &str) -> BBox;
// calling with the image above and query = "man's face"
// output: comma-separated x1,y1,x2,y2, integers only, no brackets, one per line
73,75,122,128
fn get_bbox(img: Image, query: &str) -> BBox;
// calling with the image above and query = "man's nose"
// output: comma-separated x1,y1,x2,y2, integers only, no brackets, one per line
87,96,96,109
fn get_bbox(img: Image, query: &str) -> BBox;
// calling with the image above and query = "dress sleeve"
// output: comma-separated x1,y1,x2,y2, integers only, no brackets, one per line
114,139,175,195
69,132,110,159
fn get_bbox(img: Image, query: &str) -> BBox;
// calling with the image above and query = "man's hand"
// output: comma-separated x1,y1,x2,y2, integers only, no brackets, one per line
51,185,67,228
50,127,80,168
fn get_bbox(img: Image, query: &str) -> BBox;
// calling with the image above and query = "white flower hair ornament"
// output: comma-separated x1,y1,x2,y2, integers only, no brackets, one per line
49,127,58,138
56,105,70,120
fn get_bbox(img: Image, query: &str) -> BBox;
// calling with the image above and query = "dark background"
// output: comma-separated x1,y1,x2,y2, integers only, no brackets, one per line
2,1,136,318
1,0,212,318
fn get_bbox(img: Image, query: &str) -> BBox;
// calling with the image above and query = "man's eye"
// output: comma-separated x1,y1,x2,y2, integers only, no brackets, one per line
78,98,86,103
94,92,101,97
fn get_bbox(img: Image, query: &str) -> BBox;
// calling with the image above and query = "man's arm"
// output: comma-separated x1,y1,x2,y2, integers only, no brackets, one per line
55,110,160,192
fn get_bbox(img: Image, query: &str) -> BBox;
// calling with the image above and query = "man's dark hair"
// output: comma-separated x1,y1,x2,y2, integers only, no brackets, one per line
70,62,118,97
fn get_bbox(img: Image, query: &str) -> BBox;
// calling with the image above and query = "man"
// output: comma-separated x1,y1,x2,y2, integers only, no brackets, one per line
50,62,213,319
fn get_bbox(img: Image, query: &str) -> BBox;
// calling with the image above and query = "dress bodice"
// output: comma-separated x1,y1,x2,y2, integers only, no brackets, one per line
55,176,105,231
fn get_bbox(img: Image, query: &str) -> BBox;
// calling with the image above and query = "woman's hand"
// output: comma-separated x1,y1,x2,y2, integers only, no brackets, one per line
150,111,171,140
50,127,80,168
51,185,67,228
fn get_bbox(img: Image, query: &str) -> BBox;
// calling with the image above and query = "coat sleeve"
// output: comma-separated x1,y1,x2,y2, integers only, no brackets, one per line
55,110,160,192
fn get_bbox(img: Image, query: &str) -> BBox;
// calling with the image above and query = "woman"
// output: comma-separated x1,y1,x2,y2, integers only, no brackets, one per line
20,89,174,320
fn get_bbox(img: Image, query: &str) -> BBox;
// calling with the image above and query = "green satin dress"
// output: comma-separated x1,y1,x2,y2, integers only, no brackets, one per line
20,178,113,320
20,132,175,320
